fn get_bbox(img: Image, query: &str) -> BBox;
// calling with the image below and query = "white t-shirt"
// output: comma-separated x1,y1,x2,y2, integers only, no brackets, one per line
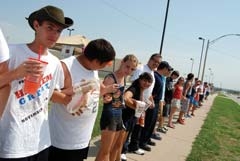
130,64,155,100
0,28,9,63
49,56,100,150
0,44,64,158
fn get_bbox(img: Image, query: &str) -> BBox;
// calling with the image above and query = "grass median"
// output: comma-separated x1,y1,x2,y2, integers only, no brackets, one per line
187,95,240,161
92,98,103,138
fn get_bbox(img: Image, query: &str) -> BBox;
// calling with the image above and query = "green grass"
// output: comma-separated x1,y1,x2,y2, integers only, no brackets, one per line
186,95,240,161
92,98,103,138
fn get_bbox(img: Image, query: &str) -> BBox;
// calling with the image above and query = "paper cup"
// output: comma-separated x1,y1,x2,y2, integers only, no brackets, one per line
135,101,146,118
23,58,48,95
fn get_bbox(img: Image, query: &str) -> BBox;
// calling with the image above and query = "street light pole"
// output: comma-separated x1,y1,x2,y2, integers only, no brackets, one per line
197,37,205,79
67,28,74,36
201,40,209,81
159,0,170,55
190,58,194,73
201,33,240,82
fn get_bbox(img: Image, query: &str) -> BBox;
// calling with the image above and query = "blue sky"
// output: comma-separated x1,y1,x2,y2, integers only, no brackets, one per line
0,0,240,90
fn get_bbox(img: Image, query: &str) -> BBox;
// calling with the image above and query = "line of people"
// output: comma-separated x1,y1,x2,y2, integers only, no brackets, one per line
95,52,212,161
0,5,213,161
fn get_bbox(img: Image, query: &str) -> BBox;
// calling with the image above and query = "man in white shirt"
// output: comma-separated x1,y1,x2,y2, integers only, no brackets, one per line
0,28,10,116
0,5,73,160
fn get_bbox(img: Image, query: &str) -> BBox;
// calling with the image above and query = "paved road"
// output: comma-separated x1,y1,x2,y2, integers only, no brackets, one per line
86,94,217,161
226,94,240,105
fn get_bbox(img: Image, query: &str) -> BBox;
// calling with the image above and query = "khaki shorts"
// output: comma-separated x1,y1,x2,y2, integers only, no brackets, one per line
171,98,181,109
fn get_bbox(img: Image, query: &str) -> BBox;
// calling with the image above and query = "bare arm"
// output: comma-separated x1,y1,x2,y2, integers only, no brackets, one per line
183,82,191,97
0,59,43,117
100,76,119,96
0,59,44,88
0,62,10,116
0,61,24,88
147,95,155,109
50,61,73,105
124,90,137,109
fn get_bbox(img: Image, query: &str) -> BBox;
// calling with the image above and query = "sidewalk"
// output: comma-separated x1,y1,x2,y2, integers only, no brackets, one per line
86,94,216,161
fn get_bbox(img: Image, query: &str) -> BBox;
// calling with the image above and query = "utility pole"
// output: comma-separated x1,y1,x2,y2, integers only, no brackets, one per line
159,0,170,56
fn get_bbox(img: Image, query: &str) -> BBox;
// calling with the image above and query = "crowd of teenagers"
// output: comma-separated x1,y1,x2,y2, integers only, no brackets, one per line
0,5,212,161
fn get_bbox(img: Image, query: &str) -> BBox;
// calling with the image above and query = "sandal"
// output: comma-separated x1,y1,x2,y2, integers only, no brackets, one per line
167,124,175,128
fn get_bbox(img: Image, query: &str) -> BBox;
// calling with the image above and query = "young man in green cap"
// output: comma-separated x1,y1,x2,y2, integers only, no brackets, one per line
0,5,73,161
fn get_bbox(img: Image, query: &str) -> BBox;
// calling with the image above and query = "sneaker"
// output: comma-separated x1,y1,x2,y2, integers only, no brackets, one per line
140,144,151,151
157,127,167,133
147,140,156,146
121,153,127,161
185,114,192,118
163,126,168,131
151,133,162,140
133,148,145,155
191,113,195,116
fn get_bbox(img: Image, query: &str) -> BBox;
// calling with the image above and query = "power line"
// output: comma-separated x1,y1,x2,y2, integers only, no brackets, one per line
101,0,159,32
209,47,240,60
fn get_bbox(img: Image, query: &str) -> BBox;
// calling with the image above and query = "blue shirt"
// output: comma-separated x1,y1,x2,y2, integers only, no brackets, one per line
152,71,165,102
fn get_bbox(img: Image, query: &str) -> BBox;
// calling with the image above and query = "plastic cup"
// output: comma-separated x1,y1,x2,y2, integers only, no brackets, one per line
66,79,100,114
135,101,146,118
23,58,48,95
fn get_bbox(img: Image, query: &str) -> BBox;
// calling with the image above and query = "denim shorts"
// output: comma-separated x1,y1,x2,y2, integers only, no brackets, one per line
100,108,124,131
163,103,171,117
181,99,190,113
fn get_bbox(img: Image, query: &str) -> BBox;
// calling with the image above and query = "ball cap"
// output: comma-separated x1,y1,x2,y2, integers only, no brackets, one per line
158,61,173,71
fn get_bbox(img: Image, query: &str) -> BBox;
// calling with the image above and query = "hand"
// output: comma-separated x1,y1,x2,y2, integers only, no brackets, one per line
100,83,119,96
106,83,119,93
103,94,112,103
136,100,147,109
62,94,72,106
14,59,43,79
71,107,84,116
61,87,74,96
148,102,155,109
144,99,153,109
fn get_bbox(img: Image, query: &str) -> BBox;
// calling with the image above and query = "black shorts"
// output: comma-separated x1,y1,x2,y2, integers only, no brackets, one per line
48,146,89,161
100,108,124,131
0,148,49,161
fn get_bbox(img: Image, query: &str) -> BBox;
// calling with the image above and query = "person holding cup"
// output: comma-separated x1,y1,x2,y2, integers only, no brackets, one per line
0,28,10,87
0,5,73,161
120,72,153,158
0,28,10,117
